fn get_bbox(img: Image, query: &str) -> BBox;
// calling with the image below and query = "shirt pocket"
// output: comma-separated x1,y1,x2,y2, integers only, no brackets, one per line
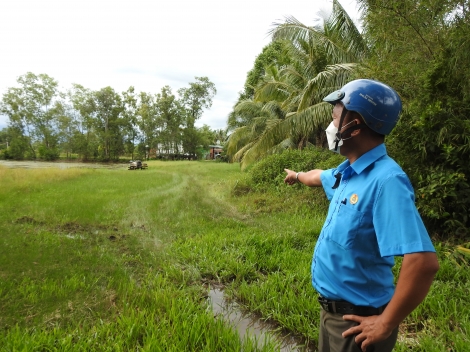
326,203,364,249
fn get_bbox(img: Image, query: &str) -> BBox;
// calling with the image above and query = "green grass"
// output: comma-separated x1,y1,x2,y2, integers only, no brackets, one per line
0,161,469,351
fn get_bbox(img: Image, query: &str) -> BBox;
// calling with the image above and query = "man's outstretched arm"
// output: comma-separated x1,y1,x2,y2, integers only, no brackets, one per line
284,168,323,187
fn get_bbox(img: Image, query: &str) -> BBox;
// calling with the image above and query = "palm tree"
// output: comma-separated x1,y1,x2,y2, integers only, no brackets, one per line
213,129,227,145
226,99,286,164
228,0,367,169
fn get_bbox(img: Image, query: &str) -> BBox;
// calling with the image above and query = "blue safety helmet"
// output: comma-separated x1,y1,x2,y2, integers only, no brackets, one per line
323,79,402,135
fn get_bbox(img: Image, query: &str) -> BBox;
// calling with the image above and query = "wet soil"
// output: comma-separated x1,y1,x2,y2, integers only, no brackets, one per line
208,287,314,351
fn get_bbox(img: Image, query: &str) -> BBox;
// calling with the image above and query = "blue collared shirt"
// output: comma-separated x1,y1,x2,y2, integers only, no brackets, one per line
312,144,435,307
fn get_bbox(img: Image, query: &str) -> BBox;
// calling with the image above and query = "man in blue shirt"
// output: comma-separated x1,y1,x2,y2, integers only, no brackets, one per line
284,79,439,352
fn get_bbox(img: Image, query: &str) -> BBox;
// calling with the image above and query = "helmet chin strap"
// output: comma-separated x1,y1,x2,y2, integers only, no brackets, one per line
334,107,349,152
341,123,366,139
334,107,365,151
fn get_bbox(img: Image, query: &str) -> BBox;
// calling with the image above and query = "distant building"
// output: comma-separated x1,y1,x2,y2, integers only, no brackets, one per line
207,145,223,160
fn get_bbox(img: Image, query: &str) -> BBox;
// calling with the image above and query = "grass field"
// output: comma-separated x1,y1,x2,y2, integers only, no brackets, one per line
0,161,469,351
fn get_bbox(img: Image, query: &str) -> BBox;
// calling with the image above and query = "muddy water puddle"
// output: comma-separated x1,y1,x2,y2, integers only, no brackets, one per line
0,160,125,169
208,288,313,351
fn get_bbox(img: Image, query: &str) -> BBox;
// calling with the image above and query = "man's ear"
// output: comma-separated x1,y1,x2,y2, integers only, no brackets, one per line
351,119,362,136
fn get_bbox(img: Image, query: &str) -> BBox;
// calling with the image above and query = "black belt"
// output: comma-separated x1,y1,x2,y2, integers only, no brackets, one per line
318,296,388,316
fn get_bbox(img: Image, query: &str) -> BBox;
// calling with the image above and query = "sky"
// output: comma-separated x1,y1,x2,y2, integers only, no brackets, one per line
0,0,361,131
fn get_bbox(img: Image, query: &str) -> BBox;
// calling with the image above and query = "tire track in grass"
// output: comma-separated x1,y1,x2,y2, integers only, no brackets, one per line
118,171,190,249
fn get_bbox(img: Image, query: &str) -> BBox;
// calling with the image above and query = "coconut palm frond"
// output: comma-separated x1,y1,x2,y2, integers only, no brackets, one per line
246,118,289,158
273,1,367,65
227,0,367,168
251,115,270,136
269,138,297,154
226,126,251,156
318,63,358,94
227,99,268,133
240,133,297,170
254,80,291,103
270,16,313,44
242,102,332,169
278,138,297,150
290,102,333,137
297,63,358,111
233,141,255,162
329,0,368,59
280,66,307,92
226,110,239,131
262,101,286,120
264,64,282,81
234,100,265,116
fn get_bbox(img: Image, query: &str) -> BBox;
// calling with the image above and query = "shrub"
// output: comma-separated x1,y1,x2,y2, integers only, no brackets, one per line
388,103,470,238
38,145,60,161
248,146,344,186
232,147,345,215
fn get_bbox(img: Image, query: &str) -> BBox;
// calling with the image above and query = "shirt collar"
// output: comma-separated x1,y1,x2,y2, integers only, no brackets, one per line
350,143,387,175
334,143,387,179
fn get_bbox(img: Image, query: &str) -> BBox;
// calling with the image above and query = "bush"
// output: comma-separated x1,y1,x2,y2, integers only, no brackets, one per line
361,4,470,238
232,147,345,215
38,145,60,161
248,146,344,186
388,103,470,238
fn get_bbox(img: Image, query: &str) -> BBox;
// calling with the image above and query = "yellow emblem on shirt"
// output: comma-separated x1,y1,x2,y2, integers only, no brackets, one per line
350,194,358,204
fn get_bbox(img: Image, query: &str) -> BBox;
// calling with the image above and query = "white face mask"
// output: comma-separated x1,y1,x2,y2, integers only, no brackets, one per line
325,122,342,153
325,120,357,153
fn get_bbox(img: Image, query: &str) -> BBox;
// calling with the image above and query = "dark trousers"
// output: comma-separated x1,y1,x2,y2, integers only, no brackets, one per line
318,309,399,352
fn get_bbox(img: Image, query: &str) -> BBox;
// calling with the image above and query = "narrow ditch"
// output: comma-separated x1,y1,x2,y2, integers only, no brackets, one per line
207,287,314,351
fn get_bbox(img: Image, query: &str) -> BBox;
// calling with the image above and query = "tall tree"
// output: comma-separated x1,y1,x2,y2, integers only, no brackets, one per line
239,40,291,101
227,0,366,168
1,87,33,159
178,77,216,156
135,91,158,159
121,86,139,159
226,99,287,164
178,77,216,129
357,0,470,234
155,86,182,156
91,87,124,161
54,98,74,159
0,126,29,160
0,128,8,152
196,124,216,151
68,84,98,160
0,72,60,159
213,129,227,145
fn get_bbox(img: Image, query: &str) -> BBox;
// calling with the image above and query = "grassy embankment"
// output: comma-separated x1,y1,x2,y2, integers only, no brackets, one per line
0,162,468,351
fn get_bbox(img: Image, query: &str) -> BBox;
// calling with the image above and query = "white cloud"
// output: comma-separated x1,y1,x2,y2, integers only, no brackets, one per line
0,0,361,130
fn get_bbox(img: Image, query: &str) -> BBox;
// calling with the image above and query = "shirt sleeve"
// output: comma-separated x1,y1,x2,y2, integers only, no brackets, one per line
320,168,336,200
373,173,436,257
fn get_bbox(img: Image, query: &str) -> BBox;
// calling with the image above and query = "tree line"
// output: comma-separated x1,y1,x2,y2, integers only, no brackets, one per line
0,74,225,161
226,0,470,236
